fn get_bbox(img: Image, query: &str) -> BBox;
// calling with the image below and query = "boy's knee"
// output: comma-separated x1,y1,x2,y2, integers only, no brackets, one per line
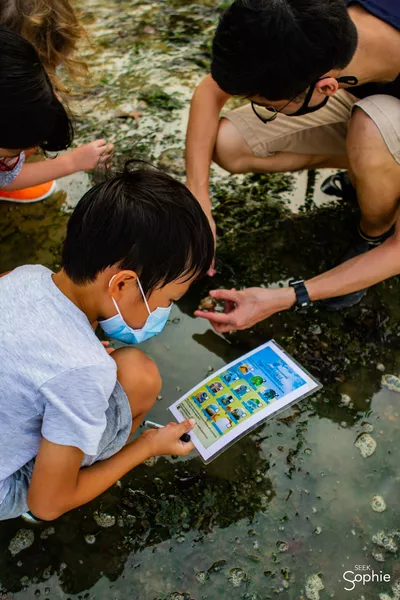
113,347,162,402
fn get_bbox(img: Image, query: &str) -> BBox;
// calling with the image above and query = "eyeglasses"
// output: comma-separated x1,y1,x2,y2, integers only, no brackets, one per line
251,75,359,124
251,94,300,123
0,154,21,172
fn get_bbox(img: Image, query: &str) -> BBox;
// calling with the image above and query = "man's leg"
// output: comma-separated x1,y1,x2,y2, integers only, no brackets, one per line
347,105,400,237
322,95,400,310
213,89,355,175
112,347,162,435
214,117,348,174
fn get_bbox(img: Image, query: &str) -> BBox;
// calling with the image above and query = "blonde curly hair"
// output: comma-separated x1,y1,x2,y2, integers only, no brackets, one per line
0,0,88,90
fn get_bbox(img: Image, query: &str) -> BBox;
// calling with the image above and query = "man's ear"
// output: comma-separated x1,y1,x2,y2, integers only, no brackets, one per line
108,270,138,300
315,77,339,97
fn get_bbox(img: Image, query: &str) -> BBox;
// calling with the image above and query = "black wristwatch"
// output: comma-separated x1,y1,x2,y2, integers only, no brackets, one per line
289,278,311,309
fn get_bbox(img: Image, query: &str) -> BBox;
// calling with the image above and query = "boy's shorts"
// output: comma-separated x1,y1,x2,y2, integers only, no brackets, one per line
0,381,132,521
224,90,400,164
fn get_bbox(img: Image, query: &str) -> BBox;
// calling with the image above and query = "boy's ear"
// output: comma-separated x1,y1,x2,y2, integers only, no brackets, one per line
108,270,138,299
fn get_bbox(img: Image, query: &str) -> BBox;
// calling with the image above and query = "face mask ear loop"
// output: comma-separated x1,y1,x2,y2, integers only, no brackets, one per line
136,278,151,315
108,274,128,320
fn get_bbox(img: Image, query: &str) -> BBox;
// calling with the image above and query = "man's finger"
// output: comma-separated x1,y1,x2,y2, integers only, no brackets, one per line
209,288,239,302
194,310,236,325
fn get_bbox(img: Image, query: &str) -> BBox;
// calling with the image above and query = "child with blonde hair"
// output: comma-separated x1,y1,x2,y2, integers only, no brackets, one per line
0,2,112,203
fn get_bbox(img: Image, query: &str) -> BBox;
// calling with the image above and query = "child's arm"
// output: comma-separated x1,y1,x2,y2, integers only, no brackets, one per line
1,140,113,191
27,419,195,521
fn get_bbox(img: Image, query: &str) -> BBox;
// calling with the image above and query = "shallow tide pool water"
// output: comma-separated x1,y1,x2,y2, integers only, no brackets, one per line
1,1,400,599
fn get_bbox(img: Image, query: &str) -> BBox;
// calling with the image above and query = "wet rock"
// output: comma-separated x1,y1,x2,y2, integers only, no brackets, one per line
372,549,386,562
381,374,400,393
8,529,34,556
84,534,96,545
372,495,386,513
376,363,385,372
228,567,250,587
93,511,116,528
355,433,377,458
305,574,324,600
277,541,289,552
361,422,374,433
195,571,209,584
340,394,352,406
208,560,227,573
40,527,55,540
372,530,399,553
313,526,322,535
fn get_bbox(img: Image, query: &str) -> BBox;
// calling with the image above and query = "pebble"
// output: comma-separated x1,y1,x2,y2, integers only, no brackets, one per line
314,526,322,535
372,530,399,553
340,393,352,406
382,374,400,393
355,433,377,458
228,568,250,587
93,511,116,528
195,571,210,584
372,549,386,562
40,527,55,540
277,541,289,552
376,363,385,372
9,529,34,556
361,422,374,433
84,534,96,545
208,560,227,573
305,574,324,600
371,495,386,513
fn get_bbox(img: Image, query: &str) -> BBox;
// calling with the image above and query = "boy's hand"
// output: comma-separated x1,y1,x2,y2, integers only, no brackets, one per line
69,139,114,171
140,419,196,457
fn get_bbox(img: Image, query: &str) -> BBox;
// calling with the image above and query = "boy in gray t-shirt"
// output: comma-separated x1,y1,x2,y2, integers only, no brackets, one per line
0,163,214,521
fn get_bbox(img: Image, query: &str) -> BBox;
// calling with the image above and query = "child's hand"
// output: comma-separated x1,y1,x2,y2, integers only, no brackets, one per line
69,139,114,172
140,419,196,457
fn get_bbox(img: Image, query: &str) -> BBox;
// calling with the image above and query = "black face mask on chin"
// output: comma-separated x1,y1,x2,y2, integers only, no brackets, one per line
290,75,359,117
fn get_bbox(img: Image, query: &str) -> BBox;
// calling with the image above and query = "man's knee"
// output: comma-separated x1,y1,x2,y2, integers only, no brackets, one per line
213,118,254,174
347,107,396,177
113,347,162,408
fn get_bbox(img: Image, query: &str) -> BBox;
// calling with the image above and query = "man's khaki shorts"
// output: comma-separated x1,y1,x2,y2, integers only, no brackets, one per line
224,90,400,164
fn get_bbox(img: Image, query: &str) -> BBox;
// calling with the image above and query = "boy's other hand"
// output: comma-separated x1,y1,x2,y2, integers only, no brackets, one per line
101,341,115,355
141,419,196,457
69,139,114,171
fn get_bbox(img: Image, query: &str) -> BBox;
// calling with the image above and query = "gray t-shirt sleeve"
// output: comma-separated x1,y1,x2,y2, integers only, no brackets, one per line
37,363,117,456
0,152,25,188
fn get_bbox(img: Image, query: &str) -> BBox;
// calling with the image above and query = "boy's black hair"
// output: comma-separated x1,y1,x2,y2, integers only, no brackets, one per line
211,0,358,101
61,162,214,294
0,25,73,151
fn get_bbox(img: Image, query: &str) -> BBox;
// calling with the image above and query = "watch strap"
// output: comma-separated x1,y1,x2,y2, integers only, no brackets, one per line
289,279,311,308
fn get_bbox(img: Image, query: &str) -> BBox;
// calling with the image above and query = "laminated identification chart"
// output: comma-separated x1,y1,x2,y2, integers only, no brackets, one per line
169,340,321,463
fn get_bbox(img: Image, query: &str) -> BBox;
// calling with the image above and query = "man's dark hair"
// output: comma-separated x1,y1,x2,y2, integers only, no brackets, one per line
61,162,214,295
0,25,73,150
211,0,358,100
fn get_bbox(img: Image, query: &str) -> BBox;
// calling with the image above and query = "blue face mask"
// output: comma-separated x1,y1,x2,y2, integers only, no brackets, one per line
99,276,172,344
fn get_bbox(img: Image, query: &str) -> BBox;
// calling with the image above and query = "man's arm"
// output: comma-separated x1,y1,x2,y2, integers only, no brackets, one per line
27,419,195,520
185,74,231,216
194,231,400,332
